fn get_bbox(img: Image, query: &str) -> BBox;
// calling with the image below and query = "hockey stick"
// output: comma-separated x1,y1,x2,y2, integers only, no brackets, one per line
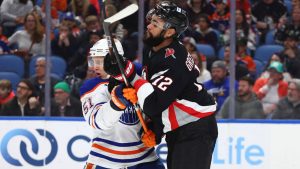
102,4,139,86
104,4,138,25
99,1,155,147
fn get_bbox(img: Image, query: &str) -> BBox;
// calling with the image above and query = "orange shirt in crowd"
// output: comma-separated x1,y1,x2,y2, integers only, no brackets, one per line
42,0,67,19
238,54,256,72
253,78,288,100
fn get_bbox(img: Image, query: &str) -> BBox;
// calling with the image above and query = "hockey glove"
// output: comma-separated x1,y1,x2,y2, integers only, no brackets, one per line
123,88,138,105
104,54,136,82
141,130,156,148
110,85,137,111
108,77,121,93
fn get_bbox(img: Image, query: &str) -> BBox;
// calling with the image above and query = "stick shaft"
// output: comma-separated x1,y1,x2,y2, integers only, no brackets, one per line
99,1,150,133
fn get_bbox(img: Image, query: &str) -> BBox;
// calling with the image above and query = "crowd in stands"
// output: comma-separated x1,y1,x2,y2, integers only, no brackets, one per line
0,0,300,120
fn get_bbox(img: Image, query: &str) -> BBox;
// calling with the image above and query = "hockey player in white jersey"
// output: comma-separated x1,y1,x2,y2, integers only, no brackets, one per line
80,38,164,169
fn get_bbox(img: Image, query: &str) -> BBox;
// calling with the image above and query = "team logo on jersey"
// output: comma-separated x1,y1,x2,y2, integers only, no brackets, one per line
119,105,139,125
165,48,176,59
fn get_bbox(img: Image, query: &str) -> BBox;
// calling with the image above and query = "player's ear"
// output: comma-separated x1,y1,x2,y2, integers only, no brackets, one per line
164,28,176,38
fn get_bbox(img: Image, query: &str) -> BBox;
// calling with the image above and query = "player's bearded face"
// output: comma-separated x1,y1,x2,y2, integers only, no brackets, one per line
143,30,164,47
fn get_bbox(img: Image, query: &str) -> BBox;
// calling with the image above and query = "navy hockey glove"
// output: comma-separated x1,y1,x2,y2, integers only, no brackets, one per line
104,54,136,82
110,84,137,111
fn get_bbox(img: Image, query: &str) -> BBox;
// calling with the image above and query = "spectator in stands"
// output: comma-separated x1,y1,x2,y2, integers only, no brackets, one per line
51,81,82,116
0,79,41,116
260,54,292,82
274,28,300,79
209,0,230,33
8,12,45,57
0,79,15,110
60,12,81,38
0,25,8,44
193,51,212,83
222,9,257,51
88,0,100,14
0,41,10,54
68,29,102,74
0,0,34,37
223,44,250,80
51,22,78,64
183,36,211,83
276,6,300,44
0,25,10,54
204,60,238,112
228,0,251,16
41,0,67,27
235,38,256,77
105,4,125,41
193,14,218,50
68,0,98,22
114,0,139,36
220,76,265,119
29,57,60,109
253,61,288,116
84,15,102,33
73,15,103,65
184,0,214,26
292,0,300,8
272,78,300,119
251,0,287,44
75,14,102,46
183,36,199,54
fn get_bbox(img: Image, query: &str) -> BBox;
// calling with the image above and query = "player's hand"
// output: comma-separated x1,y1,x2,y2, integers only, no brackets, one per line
104,54,136,82
141,130,156,148
110,84,135,110
123,87,138,105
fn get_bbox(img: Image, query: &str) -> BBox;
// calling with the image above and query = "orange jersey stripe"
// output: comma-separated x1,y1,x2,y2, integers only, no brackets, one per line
85,163,94,169
91,112,96,129
92,143,147,155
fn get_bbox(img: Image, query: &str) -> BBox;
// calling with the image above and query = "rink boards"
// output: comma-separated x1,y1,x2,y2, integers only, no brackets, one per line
0,117,299,169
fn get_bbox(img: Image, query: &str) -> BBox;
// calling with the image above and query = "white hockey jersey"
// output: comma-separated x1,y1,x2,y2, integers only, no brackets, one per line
80,78,158,169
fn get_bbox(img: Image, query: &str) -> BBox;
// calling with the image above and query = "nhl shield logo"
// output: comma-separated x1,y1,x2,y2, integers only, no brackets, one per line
165,48,176,59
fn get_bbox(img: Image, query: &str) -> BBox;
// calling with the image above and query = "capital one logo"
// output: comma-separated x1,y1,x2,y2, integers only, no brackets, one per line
1,129,58,166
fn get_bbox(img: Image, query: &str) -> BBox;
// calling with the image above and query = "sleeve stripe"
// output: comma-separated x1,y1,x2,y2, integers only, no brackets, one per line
169,104,179,130
93,111,101,129
88,103,104,129
173,101,215,118
133,79,148,91
80,82,108,99
136,83,154,108
90,112,96,128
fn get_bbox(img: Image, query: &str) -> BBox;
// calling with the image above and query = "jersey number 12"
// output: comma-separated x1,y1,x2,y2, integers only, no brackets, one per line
152,76,173,91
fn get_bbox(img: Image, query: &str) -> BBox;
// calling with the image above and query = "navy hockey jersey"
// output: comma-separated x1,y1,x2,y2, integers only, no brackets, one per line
131,40,217,134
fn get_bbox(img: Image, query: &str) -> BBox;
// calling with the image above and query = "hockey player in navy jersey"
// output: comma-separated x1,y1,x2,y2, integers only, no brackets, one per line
80,38,164,169
104,1,218,169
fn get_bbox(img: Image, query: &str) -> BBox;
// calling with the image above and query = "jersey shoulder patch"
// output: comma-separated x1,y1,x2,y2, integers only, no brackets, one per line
80,77,108,96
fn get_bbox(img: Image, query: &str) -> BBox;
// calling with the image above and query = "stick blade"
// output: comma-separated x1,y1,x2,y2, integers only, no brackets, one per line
104,4,138,24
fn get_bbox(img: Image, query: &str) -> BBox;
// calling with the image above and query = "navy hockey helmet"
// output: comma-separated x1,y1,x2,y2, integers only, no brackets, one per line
146,1,189,36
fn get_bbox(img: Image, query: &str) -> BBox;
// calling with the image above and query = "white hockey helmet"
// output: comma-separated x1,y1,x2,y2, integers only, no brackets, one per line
89,38,124,58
